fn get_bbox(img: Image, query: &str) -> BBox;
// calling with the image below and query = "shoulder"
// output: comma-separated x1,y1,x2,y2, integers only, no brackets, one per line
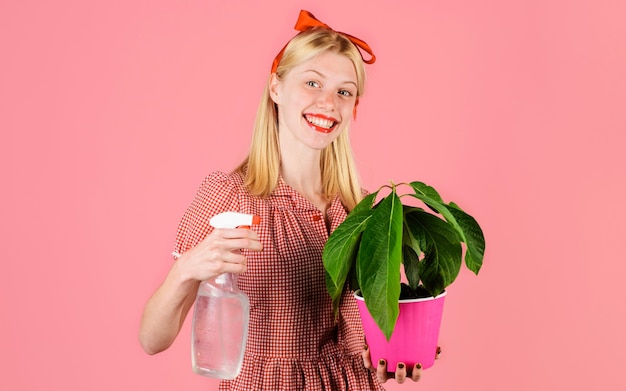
193,170,246,201
200,170,245,189
182,170,249,221
175,170,248,252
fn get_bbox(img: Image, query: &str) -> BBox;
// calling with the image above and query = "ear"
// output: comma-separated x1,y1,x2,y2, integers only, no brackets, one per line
269,73,281,104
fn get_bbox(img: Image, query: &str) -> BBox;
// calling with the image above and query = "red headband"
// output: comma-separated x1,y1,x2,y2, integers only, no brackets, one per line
271,10,376,73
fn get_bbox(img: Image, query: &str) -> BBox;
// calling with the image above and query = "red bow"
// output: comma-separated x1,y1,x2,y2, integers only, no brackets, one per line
271,10,376,73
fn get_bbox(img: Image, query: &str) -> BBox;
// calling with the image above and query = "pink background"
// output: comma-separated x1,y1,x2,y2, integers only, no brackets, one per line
2,0,625,389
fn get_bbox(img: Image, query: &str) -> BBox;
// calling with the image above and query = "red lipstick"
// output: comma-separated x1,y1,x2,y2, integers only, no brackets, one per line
304,113,338,133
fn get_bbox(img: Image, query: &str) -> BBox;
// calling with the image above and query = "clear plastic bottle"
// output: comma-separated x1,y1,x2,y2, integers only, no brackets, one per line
191,272,249,379
190,212,259,379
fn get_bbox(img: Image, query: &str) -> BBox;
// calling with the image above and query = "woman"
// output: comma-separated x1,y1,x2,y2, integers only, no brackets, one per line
139,10,424,390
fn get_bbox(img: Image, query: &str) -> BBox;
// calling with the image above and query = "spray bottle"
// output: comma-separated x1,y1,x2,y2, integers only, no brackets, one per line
190,211,260,379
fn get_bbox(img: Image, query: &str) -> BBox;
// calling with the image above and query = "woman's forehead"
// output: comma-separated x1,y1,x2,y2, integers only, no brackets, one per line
287,51,358,84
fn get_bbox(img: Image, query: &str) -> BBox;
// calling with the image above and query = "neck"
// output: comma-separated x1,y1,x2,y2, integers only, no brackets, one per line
279,140,329,213
280,151,323,197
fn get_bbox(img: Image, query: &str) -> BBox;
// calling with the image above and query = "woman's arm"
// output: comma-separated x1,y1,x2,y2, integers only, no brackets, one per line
139,259,199,355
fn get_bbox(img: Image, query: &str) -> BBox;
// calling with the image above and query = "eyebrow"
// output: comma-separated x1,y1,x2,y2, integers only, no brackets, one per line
303,69,358,88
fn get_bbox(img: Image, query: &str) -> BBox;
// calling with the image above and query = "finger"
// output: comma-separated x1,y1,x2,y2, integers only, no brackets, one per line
202,250,248,275
376,359,388,383
218,237,263,253
362,345,373,370
411,363,423,382
207,228,262,251
215,227,260,240
218,259,248,274
395,363,407,384
199,241,250,266
193,249,242,272
435,346,442,360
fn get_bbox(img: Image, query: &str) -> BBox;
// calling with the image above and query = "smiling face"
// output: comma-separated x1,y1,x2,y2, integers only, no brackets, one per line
269,50,358,151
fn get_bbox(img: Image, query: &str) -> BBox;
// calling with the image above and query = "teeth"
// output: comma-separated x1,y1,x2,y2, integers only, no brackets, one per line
306,115,335,129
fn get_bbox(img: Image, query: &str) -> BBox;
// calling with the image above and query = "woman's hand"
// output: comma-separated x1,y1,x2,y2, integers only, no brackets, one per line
176,227,263,282
362,345,442,384
138,227,262,355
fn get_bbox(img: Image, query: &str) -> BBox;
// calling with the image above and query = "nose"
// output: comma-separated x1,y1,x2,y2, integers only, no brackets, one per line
316,90,335,110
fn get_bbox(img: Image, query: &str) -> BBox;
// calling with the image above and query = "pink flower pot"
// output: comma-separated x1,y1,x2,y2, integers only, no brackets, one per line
355,290,446,370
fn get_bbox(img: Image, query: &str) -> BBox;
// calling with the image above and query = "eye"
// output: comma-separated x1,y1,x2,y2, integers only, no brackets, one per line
306,80,320,88
338,89,354,97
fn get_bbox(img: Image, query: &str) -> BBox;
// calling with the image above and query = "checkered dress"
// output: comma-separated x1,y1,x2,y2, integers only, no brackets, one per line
174,171,384,391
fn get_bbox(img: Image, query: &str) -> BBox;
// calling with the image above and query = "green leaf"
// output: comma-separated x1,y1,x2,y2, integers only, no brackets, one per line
402,206,423,253
449,202,485,274
348,260,360,292
357,189,404,340
323,208,373,312
405,209,462,296
352,192,378,214
409,182,459,238
322,193,377,312
409,182,444,213
402,245,421,290
409,182,484,275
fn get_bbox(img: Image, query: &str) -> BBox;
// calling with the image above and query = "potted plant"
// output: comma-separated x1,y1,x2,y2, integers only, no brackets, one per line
323,181,485,369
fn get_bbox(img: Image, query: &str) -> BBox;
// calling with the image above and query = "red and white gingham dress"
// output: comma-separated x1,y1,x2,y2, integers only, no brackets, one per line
174,171,384,391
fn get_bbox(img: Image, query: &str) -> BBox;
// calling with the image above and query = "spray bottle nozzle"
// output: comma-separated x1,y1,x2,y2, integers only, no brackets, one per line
209,212,261,229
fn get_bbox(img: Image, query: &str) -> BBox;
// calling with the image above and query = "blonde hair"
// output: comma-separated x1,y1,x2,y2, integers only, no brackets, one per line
235,27,367,211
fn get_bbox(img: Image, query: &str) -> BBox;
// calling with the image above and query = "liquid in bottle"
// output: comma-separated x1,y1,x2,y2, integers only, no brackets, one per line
190,212,259,379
